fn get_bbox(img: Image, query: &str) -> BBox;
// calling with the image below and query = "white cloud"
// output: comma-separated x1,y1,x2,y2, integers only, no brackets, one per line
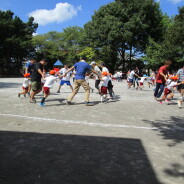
168,0,183,4
32,33,38,36
28,2,82,26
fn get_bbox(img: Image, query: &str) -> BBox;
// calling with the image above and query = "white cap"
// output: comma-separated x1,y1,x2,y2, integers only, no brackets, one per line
90,61,96,65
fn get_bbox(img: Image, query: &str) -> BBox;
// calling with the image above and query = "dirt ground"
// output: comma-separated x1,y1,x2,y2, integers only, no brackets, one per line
0,77,184,184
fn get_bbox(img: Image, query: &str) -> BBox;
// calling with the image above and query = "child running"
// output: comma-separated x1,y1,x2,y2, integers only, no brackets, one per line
100,72,110,102
138,75,147,90
158,76,182,104
40,70,63,107
18,73,31,98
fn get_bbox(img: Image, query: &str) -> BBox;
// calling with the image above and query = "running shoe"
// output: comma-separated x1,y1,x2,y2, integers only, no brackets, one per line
85,102,94,106
57,91,60,93
158,100,163,104
39,102,45,107
18,93,20,98
178,101,182,109
66,101,72,105
24,94,26,98
30,99,36,103
165,98,171,102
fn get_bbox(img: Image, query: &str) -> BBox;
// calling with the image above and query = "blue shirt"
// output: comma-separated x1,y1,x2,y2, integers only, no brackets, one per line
26,61,35,74
74,62,92,80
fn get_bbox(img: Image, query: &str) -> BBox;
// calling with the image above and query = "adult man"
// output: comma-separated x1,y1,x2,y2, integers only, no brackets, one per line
154,60,172,100
30,58,48,103
176,64,184,108
90,61,102,94
64,57,100,106
25,58,36,95
57,65,73,93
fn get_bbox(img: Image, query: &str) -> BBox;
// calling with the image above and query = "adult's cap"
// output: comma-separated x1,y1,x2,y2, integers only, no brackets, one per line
90,61,96,65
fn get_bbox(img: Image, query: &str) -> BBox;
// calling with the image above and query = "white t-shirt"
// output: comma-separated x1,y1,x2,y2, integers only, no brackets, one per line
129,71,135,79
102,76,109,87
59,68,72,81
94,65,101,79
140,77,147,83
102,67,109,73
22,78,30,88
167,81,177,90
44,75,58,88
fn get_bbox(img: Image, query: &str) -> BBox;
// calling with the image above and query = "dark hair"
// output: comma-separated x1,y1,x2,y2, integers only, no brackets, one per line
30,58,36,61
41,58,49,62
164,60,172,65
101,62,105,66
80,56,87,61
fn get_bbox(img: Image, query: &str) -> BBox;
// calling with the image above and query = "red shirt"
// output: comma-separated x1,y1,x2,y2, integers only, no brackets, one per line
156,65,168,83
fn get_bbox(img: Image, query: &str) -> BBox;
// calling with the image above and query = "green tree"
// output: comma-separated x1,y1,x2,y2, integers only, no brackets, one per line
84,0,165,72
143,6,184,69
0,10,38,75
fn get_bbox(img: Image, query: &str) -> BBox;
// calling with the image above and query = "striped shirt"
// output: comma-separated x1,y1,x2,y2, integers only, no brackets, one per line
177,68,184,82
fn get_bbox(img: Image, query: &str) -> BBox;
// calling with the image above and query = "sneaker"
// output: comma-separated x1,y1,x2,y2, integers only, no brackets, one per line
158,100,163,104
39,102,45,107
27,92,30,97
91,89,94,93
66,101,72,105
165,98,171,103
18,93,20,98
57,91,60,93
24,94,26,98
85,102,94,106
178,101,182,109
30,99,36,103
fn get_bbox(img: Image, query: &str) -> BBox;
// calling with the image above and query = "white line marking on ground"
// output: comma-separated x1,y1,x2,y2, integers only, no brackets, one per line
0,113,184,131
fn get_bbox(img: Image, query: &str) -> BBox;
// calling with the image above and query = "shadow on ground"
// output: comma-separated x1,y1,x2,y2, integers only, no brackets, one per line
0,131,161,184
143,116,184,180
0,82,20,88
143,116,184,147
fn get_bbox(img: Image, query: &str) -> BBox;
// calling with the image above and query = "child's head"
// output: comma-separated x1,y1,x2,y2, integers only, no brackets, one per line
171,76,178,81
102,72,108,76
50,70,56,75
24,73,30,78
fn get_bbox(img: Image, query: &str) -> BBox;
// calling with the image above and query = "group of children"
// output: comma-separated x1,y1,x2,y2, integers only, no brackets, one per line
18,69,115,106
18,66,183,108
126,69,184,108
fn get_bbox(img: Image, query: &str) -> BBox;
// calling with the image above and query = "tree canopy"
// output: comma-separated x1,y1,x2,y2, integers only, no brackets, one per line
0,10,38,75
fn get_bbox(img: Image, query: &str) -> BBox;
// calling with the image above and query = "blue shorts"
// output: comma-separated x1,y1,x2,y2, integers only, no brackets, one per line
129,79,133,83
60,80,71,86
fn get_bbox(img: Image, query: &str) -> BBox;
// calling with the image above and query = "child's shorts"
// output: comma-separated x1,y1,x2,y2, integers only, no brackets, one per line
129,79,133,83
140,82,143,86
60,80,71,86
164,88,172,96
43,87,50,94
22,86,28,91
101,86,108,94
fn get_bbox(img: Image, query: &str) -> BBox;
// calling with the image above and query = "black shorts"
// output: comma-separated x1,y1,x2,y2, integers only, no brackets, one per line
177,83,184,90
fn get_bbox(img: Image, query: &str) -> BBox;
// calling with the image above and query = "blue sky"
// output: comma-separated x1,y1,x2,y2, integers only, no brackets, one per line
0,0,184,34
